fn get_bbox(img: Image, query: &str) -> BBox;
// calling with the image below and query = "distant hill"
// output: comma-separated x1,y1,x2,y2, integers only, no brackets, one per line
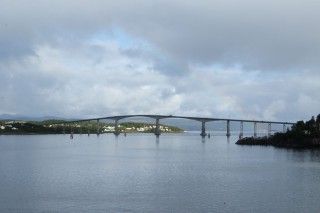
0,114,67,121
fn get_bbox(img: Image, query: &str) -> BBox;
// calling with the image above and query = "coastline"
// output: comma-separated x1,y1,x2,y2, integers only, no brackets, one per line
236,136,320,148
0,121,184,135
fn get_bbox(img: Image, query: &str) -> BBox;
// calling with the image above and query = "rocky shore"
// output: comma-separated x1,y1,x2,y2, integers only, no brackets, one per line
236,136,320,148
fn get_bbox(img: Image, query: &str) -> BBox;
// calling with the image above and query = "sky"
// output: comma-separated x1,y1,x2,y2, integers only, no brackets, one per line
1,0,320,122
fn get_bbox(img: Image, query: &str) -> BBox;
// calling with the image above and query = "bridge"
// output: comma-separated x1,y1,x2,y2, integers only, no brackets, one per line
58,114,295,139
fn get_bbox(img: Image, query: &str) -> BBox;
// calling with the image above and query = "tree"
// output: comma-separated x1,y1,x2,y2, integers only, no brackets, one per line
292,120,305,132
316,114,320,132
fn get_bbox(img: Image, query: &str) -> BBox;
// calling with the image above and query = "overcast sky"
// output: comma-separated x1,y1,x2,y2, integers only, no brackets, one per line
1,0,320,122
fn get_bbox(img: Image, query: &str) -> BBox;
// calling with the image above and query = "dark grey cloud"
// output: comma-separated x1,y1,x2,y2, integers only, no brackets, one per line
74,0,318,73
2,0,320,72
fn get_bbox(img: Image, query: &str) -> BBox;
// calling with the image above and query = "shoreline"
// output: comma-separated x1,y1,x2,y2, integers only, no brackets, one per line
236,136,320,148
0,131,185,135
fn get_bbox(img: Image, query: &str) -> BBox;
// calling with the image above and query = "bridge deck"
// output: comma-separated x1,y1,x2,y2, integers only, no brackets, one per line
66,114,295,125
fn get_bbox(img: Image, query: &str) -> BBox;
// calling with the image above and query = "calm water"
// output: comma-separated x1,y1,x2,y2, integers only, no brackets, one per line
1,133,320,213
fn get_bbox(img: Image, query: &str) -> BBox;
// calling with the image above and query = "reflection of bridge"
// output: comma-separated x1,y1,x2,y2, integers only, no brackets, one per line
61,115,295,138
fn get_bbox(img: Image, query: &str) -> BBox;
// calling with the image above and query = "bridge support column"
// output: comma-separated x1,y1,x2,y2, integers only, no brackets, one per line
70,123,73,133
114,119,120,136
268,123,271,138
70,123,74,139
200,121,207,137
254,122,257,137
97,119,100,135
239,121,243,139
155,118,161,136
226,120,231,137
283,124,286,133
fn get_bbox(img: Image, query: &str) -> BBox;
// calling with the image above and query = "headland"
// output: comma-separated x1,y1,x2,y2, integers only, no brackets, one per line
236,114,320,148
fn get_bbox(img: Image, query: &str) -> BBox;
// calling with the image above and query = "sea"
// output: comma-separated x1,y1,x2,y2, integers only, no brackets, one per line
1,132,320,213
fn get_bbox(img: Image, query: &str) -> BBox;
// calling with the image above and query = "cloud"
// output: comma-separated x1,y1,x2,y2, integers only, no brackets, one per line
3,0,320,72
106,0,320,72
1,0,320,121
0,36,184,117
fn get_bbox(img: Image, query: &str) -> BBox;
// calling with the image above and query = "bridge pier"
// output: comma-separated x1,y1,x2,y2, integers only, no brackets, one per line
70,123,73,133
283,124,286,132
226,120,231,137
114,119,120,136
155,118,161,136
200,121,207,137
239,121,243,139
268,123,271,138
70,123,74,139
254,122,257,137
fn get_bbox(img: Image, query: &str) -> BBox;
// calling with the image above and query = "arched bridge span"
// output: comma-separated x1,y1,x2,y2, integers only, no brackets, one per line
60,114,295,138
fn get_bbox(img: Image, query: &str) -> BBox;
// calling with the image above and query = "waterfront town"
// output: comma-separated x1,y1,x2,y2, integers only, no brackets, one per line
0,120,183,134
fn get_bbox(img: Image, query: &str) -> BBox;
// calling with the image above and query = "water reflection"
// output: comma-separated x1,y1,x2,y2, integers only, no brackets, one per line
284,148,320,163
1,134,320,213
201,137,206,143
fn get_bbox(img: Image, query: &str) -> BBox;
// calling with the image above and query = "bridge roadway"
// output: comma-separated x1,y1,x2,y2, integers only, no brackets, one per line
60,114,295,138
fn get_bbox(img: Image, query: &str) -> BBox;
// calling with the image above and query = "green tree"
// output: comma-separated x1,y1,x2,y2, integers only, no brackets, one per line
316,114,320,132
305,116,316,133
292,120,305,132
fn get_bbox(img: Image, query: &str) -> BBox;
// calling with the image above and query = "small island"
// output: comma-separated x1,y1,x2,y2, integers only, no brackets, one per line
0,120,184,135
236,114,320,148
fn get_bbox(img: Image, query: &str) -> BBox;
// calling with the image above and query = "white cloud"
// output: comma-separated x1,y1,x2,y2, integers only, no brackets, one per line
0,36,186,117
